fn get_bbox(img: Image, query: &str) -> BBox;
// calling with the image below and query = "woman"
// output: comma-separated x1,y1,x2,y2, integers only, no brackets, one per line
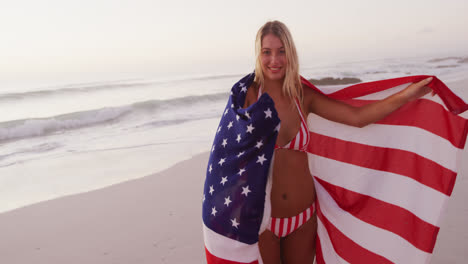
242,21,433,264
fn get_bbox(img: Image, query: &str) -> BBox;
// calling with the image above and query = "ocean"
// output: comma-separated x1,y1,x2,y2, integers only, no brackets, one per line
1,55,467,214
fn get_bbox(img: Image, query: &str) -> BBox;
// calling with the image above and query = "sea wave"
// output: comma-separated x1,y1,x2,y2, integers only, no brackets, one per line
0,73,242,102
0,92,228,143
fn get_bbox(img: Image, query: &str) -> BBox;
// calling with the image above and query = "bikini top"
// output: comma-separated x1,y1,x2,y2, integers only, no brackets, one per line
257,86,310,152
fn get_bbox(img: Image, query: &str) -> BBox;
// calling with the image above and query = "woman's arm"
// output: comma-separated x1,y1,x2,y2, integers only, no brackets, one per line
307,77,433,128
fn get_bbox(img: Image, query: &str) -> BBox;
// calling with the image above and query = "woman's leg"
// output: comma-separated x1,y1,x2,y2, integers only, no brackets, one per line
281,213,317,264
259,229,281,264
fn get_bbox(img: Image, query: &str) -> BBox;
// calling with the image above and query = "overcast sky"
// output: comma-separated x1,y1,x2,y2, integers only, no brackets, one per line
1,0,467,79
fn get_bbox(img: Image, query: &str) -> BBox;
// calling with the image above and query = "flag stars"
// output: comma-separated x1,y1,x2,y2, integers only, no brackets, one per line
257,154,267,165
237,151,245,158
222,138,228,148
264,108,272,118
224,196,232,207
231,218,240,228
217,126,222,134
227,121,233,130
202,194,205,203
236,115,240,121
236,134,242,143
231,103,234,108
209,185,214,195
240,83,247,93
245,112,251,119
211,206,217,216
224,109,229,116
255,140,263,149
241,185,251,196
246,124,255,134
238,168,246,176
211,145,215,153
218,158,226,166
208,164,213,173
220,176,228,186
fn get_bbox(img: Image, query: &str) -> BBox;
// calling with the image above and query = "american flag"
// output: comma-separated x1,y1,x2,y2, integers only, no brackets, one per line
203,73,468,264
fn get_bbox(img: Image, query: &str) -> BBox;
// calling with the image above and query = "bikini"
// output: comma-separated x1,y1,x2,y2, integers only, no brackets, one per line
257,86,315,238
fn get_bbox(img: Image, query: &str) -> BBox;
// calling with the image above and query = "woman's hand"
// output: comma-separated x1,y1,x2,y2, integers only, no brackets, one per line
399,77,434,102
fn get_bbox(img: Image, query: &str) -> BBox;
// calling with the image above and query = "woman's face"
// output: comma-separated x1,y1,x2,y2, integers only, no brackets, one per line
260,34,287,81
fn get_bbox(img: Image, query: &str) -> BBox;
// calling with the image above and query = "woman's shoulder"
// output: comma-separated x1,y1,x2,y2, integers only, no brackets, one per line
301,82,327,113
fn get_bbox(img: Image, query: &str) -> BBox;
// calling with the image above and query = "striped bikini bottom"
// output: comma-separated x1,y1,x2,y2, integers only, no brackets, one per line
268,203,316,238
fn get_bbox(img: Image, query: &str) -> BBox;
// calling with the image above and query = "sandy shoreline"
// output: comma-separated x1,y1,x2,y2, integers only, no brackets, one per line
0,152,209,264
1,78,467,263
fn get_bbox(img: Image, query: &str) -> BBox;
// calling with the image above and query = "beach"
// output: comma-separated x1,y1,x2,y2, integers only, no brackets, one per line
0,64,467,263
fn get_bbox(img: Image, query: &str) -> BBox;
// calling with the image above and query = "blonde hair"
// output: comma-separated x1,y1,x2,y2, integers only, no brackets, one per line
254,21,303,104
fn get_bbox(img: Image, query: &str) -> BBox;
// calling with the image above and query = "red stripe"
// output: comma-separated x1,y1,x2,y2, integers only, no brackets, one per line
315,177,439,252
205,247,259,264
341,98,468,149
316,203,393,264
315,236,325,264
270,217,276,235
278,218,284,237
286,216,293,236
294,214,300,231
307,132,457,195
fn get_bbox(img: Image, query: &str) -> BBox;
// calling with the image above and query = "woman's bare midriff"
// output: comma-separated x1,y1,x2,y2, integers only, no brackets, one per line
243,83,315,219
270,149,316,218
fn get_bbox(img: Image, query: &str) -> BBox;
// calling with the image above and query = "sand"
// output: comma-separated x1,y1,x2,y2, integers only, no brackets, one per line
1,79,467,264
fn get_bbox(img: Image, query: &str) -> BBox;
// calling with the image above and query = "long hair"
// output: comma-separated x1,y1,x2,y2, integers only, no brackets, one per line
254,21,303,104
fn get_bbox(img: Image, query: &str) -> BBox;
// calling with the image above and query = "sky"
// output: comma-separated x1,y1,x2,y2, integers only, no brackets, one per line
1,0,467,82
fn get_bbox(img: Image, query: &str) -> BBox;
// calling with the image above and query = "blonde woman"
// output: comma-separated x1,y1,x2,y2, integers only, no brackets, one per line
242,21,433,264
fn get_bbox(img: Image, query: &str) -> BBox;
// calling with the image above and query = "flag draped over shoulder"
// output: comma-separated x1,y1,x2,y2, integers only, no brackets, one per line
202,73,279,264
202,73,468,264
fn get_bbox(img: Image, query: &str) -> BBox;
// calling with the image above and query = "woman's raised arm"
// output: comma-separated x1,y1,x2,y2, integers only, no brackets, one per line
307,77,434,128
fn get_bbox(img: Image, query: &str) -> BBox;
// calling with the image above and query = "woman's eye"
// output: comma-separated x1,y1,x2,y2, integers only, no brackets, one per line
262,50,270,55
280,50,286,54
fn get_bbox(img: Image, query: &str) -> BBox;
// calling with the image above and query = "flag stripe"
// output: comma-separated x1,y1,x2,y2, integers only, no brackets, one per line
316,202,393,264
308,153,447,225
315,177,439,252
316,216,351,264
340,98,468,149
307,132,457,195
315,236,325,264
307,115,461,172
203,225,260,263
315,180,432,264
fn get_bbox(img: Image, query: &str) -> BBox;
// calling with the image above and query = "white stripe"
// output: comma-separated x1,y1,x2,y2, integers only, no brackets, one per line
306,207,311,220
290,216,296,234
316,217,350,264
307,114,462,171
203,224,259,262
315,181,432,264
297,211,304,227
275,217,280,236
308,154,448,225
282,218,289,237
